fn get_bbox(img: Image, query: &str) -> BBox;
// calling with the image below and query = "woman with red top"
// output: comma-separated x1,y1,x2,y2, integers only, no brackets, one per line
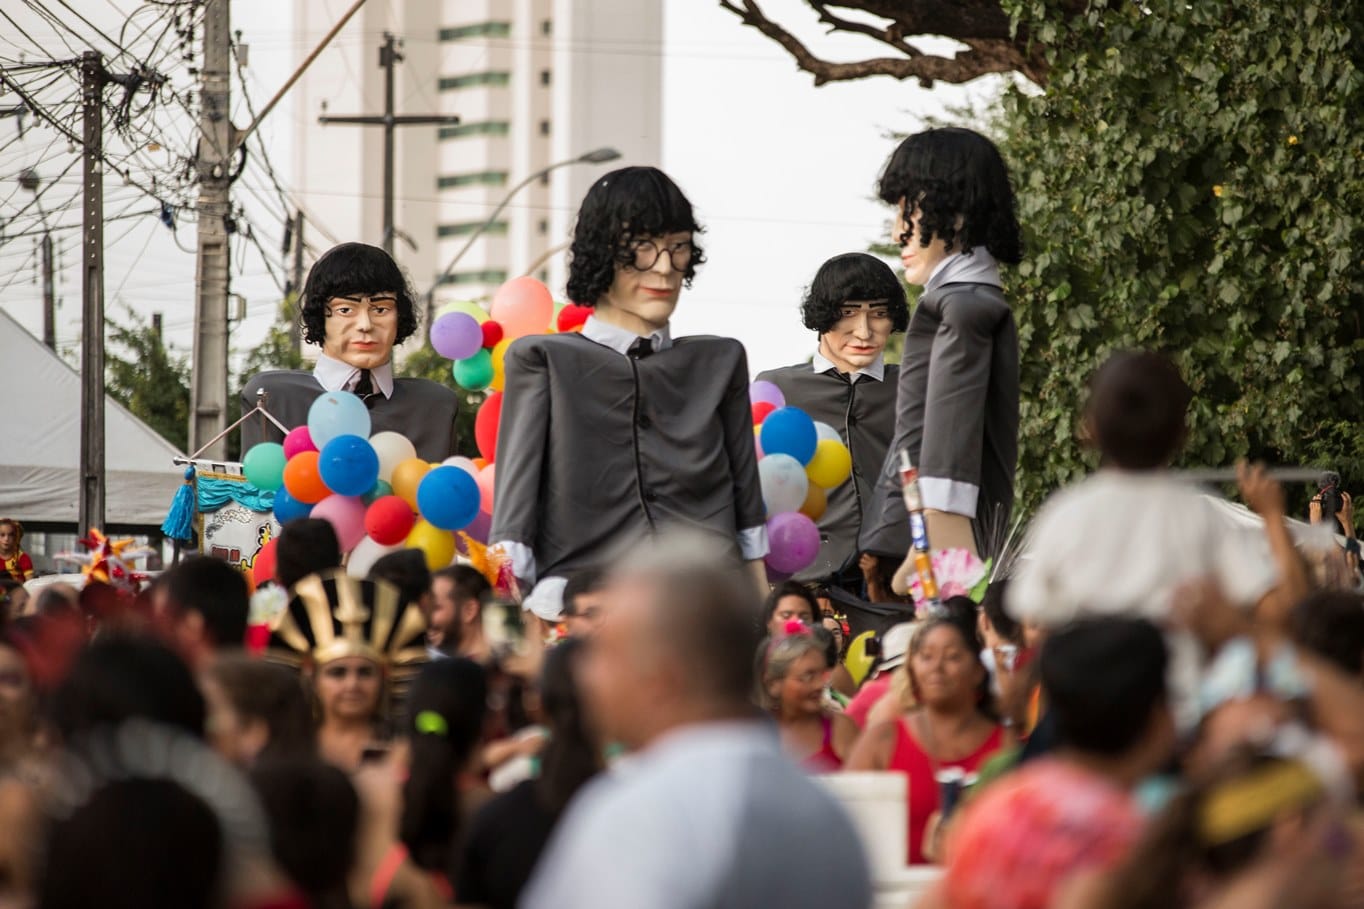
762,631,858,772
847,611,1007,863
0,520,33,584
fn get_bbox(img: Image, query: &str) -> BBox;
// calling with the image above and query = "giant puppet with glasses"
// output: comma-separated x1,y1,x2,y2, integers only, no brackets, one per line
240,242,460,461
489,167,769,593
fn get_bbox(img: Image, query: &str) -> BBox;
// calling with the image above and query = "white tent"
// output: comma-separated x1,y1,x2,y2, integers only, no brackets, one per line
0,307,185,528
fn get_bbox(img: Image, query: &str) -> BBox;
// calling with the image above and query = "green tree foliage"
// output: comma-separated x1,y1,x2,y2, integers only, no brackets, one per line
105,307,190,452
398,343,482,458
996,0,1364,512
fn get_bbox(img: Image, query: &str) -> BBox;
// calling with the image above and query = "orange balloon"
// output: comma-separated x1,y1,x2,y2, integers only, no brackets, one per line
282,451,330,504
472,457,489,470
799,483,828,522
390,458,432,509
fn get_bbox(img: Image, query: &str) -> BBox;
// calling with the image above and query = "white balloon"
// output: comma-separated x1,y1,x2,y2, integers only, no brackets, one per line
370,431,417,484
814,422,842,443
759,453,810,516
442,455,480,479
347,535,401,578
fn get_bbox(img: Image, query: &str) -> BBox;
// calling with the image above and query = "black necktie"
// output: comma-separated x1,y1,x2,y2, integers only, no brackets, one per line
354,369,375,407
629,338,654,360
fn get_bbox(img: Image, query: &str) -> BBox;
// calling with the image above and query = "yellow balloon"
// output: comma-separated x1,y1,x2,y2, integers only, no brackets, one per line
390,458,431,509
406,519,456,570
436,300,489,324
489,338,512,393
844,631,878,687
806,438,853,489
800,483,827,521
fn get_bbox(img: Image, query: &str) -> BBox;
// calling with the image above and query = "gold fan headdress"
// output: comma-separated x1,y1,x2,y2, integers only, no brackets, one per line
268,569,428,670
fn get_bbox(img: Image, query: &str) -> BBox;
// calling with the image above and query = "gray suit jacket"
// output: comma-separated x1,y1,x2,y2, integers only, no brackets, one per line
239,371,460,463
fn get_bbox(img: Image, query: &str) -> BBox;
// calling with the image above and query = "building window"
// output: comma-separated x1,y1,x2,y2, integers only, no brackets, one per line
539,119,550,136
439,269,509,287
439,121,511,140
440,22,511,41
540,69,551,86
538,269,549,283
438,72,511,91
538,219,549,235
437,220,510,238
541,19,552,36
437,171,510,190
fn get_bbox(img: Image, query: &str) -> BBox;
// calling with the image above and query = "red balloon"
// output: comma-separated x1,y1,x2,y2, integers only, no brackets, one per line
556,303,592,333
481,320,504,349
475,392,503,462
752,401,778,425
251,537,278,587
364,495,417,546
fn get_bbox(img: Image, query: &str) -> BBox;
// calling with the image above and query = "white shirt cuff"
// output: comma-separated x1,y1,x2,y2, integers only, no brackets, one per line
490,540,537,588
738,525,770,561
918,477,980,518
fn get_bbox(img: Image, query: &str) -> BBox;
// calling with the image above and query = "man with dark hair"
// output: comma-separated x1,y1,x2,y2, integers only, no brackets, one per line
428,565,491,660
239,242,459,461
927,617,1173,909
756,253,907,585
273,518,341,591
491,167,767,593
522,532,871,909
162,556,250,666
561,567,609,638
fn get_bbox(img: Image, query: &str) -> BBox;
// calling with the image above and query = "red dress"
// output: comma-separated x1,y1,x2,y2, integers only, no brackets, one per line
801,714,843,773
888,717,1004,864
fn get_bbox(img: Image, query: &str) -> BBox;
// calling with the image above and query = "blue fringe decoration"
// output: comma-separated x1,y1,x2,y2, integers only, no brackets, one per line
196,477,276,513
161,465,197,541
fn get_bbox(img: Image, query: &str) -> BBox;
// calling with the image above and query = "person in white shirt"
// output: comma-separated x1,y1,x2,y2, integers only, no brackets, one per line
521,532,872,909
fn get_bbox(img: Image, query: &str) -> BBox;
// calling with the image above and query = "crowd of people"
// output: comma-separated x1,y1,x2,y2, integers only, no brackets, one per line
3,121,1363,909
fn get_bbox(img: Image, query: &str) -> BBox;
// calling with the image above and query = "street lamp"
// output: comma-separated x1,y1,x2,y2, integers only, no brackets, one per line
425,146,622,309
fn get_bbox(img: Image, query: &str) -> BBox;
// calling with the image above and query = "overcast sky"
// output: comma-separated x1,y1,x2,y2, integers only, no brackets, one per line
2,0,1010,377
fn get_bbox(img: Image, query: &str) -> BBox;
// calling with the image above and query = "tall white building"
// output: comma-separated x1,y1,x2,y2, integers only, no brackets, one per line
291,0,663,328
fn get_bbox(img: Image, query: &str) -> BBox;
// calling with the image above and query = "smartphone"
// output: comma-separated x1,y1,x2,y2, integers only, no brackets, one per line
483,599,527,655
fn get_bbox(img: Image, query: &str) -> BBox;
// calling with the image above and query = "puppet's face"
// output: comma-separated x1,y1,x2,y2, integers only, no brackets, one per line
820,301,894,373
598,232,691,331
894,202,952,288
321,293,399,369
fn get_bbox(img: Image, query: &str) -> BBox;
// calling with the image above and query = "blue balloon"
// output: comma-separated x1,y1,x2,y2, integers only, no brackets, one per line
307,391,372,448
273,486,313,524
318,434,381,497
415,465,481,531
759,407,818,465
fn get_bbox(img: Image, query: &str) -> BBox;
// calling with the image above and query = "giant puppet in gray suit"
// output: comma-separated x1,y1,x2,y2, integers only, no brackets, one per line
489,167,768,589
240,243,459,462
858,128,1023,594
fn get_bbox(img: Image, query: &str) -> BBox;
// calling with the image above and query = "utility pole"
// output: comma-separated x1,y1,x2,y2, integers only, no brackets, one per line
41,232,55,351
189,0,233,460
318,32,458,258
288,211,304,350
79,51,105,534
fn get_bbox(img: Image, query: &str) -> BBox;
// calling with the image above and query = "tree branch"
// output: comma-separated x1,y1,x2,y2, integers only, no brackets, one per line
806,1,922,58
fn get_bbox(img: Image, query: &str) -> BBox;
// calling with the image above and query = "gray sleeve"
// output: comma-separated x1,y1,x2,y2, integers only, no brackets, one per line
489,339,550,549
722,343,768,534
918,292,1007,516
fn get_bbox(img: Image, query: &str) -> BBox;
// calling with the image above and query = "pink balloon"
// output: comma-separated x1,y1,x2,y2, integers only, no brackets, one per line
749,380,786,409
311,494,367,552
490,277,554,339
765,511,821,575
476,464,496,515
283,425,317,459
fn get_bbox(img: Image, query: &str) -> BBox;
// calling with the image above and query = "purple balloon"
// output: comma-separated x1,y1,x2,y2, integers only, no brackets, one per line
749,380,786,409
311,494,367,553
456,510,492,552
430,311,485,361
765,511,821,575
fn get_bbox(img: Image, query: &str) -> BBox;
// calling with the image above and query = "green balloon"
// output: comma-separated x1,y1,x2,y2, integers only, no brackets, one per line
362,479,393,505
243,442,287,491
453,348,494,391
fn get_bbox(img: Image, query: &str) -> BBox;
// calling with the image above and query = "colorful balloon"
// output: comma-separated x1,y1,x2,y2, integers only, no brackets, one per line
317,434,380,497
758,453,809,516
272,486,313,523
806,438,853,489
282,450,330,504
283,426,317,459
481,320,504,350
751,401,777,426
760,407,818,465
346,536,401,578
367,431,417,484
437,300,489,324
430,311,485,360
390,458,431,509
416,465,481,531
307,391,371,449
442,456,480,479
453,348,494,391
475,393,503,462
800,483,828,521
749,380,786,409
251,538,278,587
362,479,393,505
242,442,287,491
406,519,456,570
364,494,417,545
556,303,592,333
460,509,492,547
765,511,821,574
311,494,367,552
476,463,496,514
490,276,554,339
489,338,512,393
814,421,842,443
